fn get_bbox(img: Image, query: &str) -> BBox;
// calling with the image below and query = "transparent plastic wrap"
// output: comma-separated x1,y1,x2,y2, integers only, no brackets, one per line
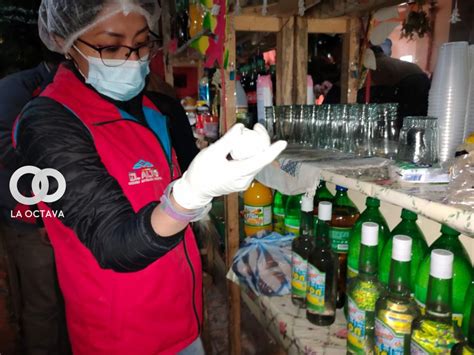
445,151,474,208
231,233,295,296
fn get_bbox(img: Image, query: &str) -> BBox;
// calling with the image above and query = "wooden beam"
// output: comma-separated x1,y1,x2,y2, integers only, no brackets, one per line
241,0,321,17
234,14,281,32
276,17,295,105
340,17,360,103
160,0,173,86
222,14,241,355
307,17,349,33
307,0,403,18
294,16,308,104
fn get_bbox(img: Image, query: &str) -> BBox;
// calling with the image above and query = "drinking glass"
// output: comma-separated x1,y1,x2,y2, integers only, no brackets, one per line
396,116,439,166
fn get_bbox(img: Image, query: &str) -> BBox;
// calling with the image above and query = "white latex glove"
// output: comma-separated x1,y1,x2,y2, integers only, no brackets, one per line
230,123,271,160
173,123,287,210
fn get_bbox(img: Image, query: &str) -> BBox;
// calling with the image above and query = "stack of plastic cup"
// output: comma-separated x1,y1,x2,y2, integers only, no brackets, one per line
428,42,470,162
463,44,474,139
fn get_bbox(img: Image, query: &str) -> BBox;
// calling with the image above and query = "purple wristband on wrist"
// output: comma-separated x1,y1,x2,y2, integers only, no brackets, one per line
160,182,211,222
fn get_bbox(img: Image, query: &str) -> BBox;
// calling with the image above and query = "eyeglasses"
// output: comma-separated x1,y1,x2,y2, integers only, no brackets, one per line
76,31,161,67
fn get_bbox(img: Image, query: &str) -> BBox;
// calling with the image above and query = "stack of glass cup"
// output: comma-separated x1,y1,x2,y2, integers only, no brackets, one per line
264,103,399,158
428,41,470,162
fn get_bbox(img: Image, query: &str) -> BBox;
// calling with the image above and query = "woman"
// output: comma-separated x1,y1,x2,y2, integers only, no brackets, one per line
13,1,286,354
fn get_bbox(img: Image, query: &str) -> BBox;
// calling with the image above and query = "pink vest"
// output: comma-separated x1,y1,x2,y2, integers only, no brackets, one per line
32,66,202,354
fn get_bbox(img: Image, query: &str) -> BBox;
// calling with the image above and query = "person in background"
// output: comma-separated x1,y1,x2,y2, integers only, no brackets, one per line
369,41,431,129
0,49,72,354
13,1,286,354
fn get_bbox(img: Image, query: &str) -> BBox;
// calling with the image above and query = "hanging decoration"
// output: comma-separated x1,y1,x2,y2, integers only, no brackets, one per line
204,0,227,68
298,0,305,17
262,0,268,16
401,0,432,40
450,0,461,24
235,0,241,15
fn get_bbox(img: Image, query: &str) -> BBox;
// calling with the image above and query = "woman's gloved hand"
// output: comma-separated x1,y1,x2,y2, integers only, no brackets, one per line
172,123,287,210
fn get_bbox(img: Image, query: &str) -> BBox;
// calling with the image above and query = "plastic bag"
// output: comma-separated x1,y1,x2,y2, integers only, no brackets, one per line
445,151,474,208
231,232,295,296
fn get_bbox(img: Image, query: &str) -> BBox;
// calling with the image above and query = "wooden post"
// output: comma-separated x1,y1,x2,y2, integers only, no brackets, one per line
160,0,174,86
276,16,295,105
222,14,241,355
294,16,308,104
340,17,360,103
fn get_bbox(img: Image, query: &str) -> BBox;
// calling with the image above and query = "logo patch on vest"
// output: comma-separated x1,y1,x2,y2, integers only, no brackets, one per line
128,160,162,186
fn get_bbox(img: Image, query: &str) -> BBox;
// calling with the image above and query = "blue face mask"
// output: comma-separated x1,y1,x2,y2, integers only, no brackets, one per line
74,45,150,101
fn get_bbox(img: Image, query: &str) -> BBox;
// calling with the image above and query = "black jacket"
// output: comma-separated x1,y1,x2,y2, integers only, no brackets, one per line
0,62,56,228
15,67,199,272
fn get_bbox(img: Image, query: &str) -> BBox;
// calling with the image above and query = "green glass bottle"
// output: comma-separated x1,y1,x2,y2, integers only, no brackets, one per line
330,186,360,308
291,194,314,307
312,180,334,231
411,249,463,353
347,197,390,281
347,222,383,354
451,280,474,354
285,194,302,236
414,225,472,327
273,191,287,234
375,235,419,354
306,201,338,326
462,281,474,340
379,209,428,292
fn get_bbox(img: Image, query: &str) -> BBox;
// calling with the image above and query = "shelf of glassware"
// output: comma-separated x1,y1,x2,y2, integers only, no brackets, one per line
256,147,474,238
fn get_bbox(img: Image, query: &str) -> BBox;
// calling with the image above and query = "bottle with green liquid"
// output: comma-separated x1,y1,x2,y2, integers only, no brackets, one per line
411,249,463,353
347,197,389,281
414,225,472,327
347,222,383,354
306,201,338,326
330,186,360,308
291,194,314,307
285,194,303,236
379,209,428,292
312,180,334,231
273,191,287,234
452,281,474,354
375,235,419,354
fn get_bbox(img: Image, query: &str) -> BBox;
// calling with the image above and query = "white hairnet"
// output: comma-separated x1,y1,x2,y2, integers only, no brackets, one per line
38,0,161,54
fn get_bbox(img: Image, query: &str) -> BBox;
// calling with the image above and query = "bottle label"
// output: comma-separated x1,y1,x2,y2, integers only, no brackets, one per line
273,212,285,234
329,227,351,252
306,264,327,314
243,204,272,227
375,317,408,354
411,320,459,354
415,299,426,315
291,253,307,298
347,265,358,280
347,296,366,351
285,223,300,236
453,313,463,328
410,340,429,355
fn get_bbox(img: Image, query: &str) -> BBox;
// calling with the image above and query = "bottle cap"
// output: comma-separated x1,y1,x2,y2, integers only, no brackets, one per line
318,201,332,221
430,249,453,279
361,222,379,246
335,185,347,192
400,209,417,221
392,235,412,262
301,194,313,212
366,197,380,207
440,225,460,236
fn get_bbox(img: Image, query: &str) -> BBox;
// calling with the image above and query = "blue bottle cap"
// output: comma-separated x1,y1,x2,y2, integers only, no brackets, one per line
335,185,348,192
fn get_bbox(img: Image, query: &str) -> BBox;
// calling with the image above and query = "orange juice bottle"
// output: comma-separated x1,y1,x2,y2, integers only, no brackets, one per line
243,181,273,237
